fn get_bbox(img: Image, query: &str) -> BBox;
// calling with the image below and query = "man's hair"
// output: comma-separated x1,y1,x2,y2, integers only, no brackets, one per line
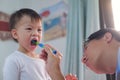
87,28,120,43
9,8,42,42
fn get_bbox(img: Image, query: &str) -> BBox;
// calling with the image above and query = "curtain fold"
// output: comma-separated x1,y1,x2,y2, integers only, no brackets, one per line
85,0,100,38
64,0,84,80
64,0,105,80
99,0,115,80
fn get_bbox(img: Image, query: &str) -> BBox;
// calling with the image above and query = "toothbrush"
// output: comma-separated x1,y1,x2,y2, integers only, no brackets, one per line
31,40,57,54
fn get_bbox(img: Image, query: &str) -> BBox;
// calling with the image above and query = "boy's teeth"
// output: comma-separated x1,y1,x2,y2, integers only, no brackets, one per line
31,40,37,45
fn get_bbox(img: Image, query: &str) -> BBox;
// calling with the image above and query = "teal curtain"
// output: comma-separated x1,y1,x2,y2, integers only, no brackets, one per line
85,0,100,38
64,0,100,80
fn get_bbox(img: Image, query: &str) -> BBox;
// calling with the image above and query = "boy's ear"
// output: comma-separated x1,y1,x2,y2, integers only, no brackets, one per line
11,29,18,40
103,32,112,43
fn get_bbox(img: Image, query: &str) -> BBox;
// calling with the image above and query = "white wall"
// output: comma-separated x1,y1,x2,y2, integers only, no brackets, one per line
0,0,67,80
0,0,63,14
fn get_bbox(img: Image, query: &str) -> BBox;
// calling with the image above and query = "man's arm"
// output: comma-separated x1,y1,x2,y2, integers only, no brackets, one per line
43,44,65,80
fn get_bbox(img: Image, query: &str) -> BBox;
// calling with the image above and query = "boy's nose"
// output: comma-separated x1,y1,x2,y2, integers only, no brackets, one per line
32,30,39,36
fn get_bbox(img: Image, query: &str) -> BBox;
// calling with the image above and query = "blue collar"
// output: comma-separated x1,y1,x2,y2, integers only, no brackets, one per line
116,48,120,73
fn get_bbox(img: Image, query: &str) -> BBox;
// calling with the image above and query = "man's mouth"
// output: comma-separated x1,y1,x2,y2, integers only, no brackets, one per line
82,56,88,64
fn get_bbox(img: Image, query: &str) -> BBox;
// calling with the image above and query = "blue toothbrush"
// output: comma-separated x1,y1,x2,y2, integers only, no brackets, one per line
31,40,57,54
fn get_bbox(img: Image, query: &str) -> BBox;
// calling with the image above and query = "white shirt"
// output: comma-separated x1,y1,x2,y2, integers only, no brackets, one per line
3,51,51,80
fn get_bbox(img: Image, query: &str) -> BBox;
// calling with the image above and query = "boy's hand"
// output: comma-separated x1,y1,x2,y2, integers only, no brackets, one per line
40,49,48,61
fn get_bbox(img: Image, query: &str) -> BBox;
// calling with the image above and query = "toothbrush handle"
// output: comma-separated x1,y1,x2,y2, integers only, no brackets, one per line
52,50,57,54
38,43,57,54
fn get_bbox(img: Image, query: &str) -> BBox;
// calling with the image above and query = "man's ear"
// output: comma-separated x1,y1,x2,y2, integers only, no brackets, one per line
103,32,112,43
11,29,18,40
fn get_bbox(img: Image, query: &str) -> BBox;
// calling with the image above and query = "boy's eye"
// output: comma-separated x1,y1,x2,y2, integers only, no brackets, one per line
26,28,32,30
38,29,42,32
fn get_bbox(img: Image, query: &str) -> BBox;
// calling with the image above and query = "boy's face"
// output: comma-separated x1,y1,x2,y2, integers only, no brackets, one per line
11,15,42,52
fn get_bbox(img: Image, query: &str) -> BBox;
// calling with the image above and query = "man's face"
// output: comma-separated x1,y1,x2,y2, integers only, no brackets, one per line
82,39,107,74
82,32,117,74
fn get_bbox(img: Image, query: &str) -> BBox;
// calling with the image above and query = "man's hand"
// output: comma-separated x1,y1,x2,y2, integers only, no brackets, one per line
43,44,65,80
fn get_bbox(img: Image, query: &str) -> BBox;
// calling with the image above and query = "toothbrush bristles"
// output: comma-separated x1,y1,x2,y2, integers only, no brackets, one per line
35,42,39,45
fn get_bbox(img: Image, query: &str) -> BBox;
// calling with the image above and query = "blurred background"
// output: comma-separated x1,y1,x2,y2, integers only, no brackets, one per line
0,0,119,80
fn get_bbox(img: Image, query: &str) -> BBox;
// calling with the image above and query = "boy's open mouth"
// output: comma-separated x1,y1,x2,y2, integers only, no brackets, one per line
31,39,37,46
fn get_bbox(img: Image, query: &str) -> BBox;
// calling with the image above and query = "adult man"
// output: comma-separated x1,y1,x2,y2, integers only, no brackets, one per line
82,28,120,80
45,28,120,80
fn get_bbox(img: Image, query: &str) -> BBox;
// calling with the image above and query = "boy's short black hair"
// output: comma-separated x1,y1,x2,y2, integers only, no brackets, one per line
9,8,42,42
9,8,41,30
87,28,120,43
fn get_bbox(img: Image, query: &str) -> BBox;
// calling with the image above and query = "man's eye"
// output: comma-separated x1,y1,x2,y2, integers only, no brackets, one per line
84,46,88,50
